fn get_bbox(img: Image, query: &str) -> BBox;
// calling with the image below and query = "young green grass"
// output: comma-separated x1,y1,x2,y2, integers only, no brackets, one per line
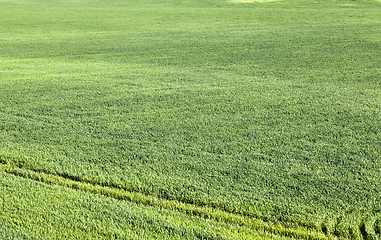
0,171,308,239
0,163,328,240
1,0,381,238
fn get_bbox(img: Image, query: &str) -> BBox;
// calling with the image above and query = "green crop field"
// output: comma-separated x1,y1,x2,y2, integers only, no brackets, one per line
1,0,381,239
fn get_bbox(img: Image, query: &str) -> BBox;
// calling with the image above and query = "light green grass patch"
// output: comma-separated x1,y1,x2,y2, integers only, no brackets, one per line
0,171,306,240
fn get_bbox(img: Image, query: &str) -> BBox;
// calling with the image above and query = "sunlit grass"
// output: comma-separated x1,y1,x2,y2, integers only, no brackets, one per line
1,0,381,238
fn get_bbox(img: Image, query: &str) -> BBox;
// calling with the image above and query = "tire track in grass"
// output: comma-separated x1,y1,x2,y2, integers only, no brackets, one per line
0,163,328,240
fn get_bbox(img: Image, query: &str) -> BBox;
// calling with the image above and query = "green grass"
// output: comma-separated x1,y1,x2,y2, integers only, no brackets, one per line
1,171,306,240
1,0,381,238
0,165,325,239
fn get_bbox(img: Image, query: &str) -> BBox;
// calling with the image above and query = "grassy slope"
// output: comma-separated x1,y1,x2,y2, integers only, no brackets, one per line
1,0,381,238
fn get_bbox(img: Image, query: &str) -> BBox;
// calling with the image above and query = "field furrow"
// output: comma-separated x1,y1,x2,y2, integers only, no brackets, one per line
0,164,327,240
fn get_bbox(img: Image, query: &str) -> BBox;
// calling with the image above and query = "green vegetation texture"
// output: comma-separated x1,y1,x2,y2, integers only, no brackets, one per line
0,0,381,239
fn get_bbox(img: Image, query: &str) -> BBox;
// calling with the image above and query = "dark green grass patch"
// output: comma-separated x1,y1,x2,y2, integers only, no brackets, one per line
1,0,381,238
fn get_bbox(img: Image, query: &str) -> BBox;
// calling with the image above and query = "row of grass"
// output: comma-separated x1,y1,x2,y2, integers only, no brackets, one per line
0,163,327,240
3,163,381,239
0,169,307,240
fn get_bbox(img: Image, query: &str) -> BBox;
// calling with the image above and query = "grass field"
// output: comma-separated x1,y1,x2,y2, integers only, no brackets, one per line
1,0,381,239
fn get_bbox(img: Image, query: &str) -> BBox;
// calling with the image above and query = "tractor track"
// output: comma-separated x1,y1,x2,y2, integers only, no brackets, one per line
0,163,330,240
